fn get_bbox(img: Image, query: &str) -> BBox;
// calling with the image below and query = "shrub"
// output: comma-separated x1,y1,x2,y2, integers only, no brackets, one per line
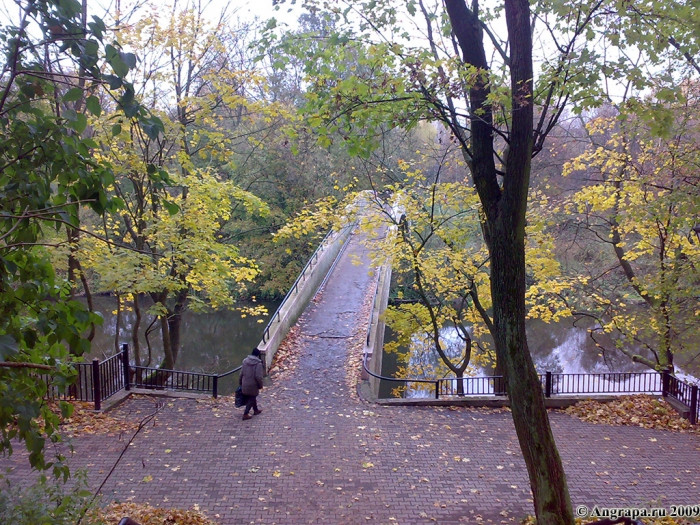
0,470,104,525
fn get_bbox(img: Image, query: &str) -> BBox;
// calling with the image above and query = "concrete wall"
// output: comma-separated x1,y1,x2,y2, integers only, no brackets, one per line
363,263,392,399
256,224,355,371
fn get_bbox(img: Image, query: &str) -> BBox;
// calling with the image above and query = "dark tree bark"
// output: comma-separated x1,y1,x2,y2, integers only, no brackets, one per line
77,261,95,341
167,287,189,365
114,292,122,356
149,277,189,371
443,0,574,523
132,293,142,367
159,314,174,370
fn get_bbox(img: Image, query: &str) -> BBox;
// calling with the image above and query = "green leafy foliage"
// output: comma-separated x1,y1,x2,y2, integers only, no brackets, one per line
558,90,700,373
0,0,162,472
63,5,286,368
269,0,700,523
0,471,104,525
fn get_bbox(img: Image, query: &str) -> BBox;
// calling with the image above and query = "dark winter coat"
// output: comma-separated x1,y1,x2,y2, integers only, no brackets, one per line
239,355,264,397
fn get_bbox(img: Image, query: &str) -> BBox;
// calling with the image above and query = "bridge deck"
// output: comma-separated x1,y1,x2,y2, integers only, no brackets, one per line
2,230,699,523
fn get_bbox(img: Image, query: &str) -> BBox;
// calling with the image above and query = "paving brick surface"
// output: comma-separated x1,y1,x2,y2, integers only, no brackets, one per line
2,231,699,524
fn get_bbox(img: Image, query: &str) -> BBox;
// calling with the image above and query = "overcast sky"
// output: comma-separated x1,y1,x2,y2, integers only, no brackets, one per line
130,0,304,28
0,0,304,31
233,0,302,24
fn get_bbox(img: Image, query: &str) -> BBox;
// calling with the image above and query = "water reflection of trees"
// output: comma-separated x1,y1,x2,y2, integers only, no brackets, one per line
386,317,660,398
526,319,651,375
401,326,487,397
85,296,280,374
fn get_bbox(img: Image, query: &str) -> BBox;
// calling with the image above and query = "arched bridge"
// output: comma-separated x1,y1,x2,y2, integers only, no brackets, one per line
3,221,699,523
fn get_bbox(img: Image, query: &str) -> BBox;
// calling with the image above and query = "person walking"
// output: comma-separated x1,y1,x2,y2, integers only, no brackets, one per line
239,348,264,421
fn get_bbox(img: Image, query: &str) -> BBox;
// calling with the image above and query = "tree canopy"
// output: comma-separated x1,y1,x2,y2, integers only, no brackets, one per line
266,0,700,522
0,0,163,473
2,2,699,521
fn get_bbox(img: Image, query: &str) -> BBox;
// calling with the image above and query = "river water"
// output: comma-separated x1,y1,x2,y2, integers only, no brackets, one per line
82,297,697,398
379,319,700,398
84,296,281,375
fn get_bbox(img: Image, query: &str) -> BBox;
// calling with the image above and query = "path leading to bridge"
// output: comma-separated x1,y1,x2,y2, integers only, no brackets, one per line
2,229,700,524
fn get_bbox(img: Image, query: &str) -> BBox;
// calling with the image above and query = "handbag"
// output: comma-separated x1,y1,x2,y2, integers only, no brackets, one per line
235,386,247,408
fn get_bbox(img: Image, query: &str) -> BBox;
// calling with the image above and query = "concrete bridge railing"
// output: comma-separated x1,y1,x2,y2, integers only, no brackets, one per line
363,263,392,397
256,224,356,371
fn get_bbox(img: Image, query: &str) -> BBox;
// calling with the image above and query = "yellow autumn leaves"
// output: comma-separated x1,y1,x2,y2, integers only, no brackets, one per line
560,104,700,369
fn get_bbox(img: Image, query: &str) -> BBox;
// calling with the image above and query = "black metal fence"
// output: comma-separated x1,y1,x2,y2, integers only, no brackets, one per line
46,341,699,425
665,373,699,424
362,355,699,424
44,363,94,402
45,344,241,410
132,366,217,394
438,376,507,397
97,351,128,401
542,371,663,397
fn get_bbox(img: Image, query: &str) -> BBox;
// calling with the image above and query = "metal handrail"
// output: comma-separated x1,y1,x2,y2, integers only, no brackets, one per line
46,355,235,407
544,371,663,397
260,222,357,344
131,364,218,378
361,354,698,419
260,229,335,344
365,264,385,347
317,223,355,292
130,363,244,399
362,353,443,398
363,355,667,400
362,353,439,387
217,366,242,379
98,351,127,401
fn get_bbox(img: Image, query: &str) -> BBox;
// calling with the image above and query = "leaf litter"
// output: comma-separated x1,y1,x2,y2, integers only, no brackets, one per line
97,502,218,525
49,400,141,436
562,395,698,433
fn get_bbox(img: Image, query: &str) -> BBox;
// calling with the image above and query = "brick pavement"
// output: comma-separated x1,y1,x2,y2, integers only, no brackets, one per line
2,230,699,524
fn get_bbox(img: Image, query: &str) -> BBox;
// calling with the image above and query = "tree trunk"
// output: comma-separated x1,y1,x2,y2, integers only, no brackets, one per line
456,369,464,396
493,360,507,395
167,311,182,366
166,288,188,365
77,260,95,341
491,229,572,525
114,293,122,356
67,227,79,300
132,293,142,367
67,222,92,351
160,314,174,370
443,0,575,522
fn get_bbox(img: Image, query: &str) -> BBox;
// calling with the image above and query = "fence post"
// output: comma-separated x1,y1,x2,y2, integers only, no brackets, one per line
435,380,440,400
545,371,552,398
493,375,506,396
689,385,698,425
662,370,670,397
213,375,219,399
92,358,101,411
122,343,130,391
